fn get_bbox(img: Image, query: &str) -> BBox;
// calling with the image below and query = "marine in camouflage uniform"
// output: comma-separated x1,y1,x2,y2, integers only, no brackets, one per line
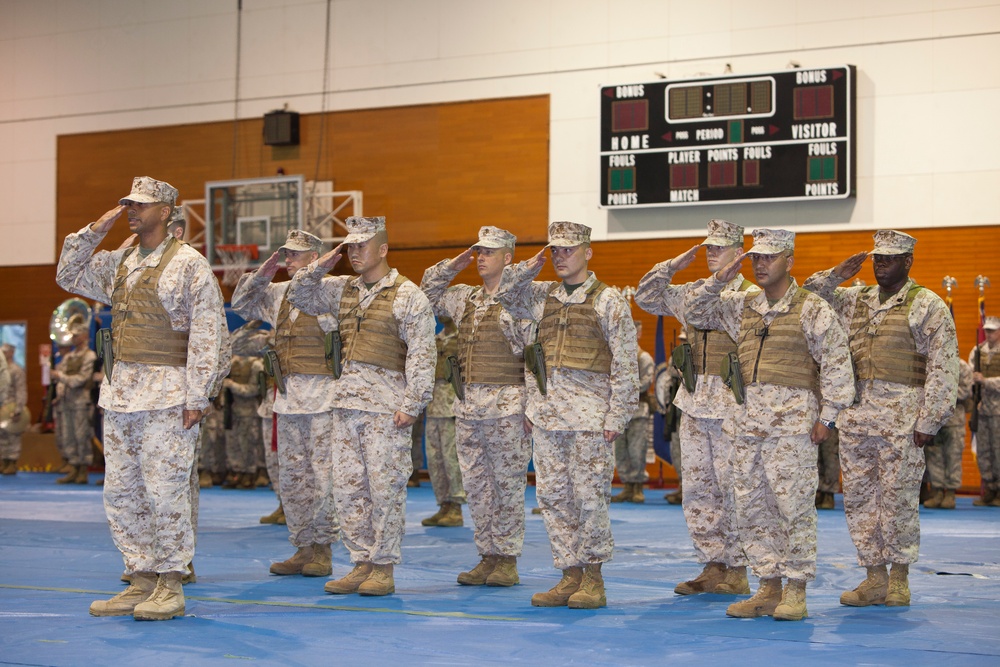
971,317,1000,506
421,225,533,587
288,216,436,597
687,228,855,621
53,323,98,484
0,348,27,473
419,320,466,527
610,320,655,503
223,352,265,488
198,396,226,486
815,427,841,509
804,230,959,608
252,349,285,524
634,219,753,595
57,177,231,621
232,230,343,577
924,358,972,509
497,221,639,610
0,347,14,474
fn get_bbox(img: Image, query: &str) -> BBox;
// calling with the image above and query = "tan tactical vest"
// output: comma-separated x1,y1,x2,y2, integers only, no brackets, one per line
274,294,333,376
849,285,927,387
982,345,1000,378
458,300,524,385
338,275,408,373
111,238,188,367
737,287,818,391
687,278,753,376
538,281,612,374
435,333,458,380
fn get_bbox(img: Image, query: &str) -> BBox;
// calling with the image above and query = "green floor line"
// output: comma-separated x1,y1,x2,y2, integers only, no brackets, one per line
0,584,525,622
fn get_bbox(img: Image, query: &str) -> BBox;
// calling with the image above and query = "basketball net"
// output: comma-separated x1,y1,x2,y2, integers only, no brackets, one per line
216,247,253,287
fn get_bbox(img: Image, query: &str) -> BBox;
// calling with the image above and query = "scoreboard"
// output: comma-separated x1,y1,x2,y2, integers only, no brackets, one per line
599,65,856,208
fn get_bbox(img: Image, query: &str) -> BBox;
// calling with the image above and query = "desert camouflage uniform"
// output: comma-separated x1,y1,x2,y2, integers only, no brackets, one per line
635,263,754,568
926,359,972,490
56,226,230,575
0,360,27,460
231,273,341,550
253,357,281,502
54,346,98,466
655,362,683,480
804,271,959,566
223,355,264,475
498,263,639,570
0,354,9,415
421,260,532,557
613,348,655,483
816,428,841,495
288,266,435,565
686,276,854,581
424,329,465,506
971,342,1000,495
198,397,226,480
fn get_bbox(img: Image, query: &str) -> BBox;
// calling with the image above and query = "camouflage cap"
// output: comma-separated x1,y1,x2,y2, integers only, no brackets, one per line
279,229,323,253
119,176,178,206
746,228,795,255
984,316,1000,331
343,216,386,244
871,230,917,255
702,219,744,247
167,207,185,226
474,226,516,249
547,221,591,247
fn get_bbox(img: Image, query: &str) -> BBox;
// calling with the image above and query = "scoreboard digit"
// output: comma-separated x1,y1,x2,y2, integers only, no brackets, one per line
600,65,856,208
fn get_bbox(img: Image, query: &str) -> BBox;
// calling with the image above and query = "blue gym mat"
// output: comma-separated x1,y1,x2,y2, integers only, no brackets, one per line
1,473,998,666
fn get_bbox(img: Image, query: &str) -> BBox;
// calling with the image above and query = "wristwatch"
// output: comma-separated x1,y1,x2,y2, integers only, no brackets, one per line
820,419,836,430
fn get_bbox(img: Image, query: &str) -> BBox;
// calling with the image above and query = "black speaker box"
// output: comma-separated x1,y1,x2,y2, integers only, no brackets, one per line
263,110,300,146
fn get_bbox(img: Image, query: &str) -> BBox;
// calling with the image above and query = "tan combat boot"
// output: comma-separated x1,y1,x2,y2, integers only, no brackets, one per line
276,506,287,525
255,467,270,487
56,465,77,484
726,577,783,618
73,465,88,484
940,489,956,509
458,555,497,586
610,483,634,503
714,565,751,595
817,492,835,510
885,563,910,606
665,482,682,505
675,562,727,595
486,556,519,587
774,579,808,621
840,564,888,606
436,502,464,527
567,564,606,609
531,566,584,607
198,469,213,488
630,484,645,504
90,571,157,616
302,543,333,577
133,571,185,621
325,562,373,594
923,488,944,508
973,488,996,506
181,561,196,585
421,504,447,526
259,503,284,524
358,564,395,596
269,545,315,575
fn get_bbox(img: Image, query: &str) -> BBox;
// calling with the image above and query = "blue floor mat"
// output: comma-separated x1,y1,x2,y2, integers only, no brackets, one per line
1,473,998,666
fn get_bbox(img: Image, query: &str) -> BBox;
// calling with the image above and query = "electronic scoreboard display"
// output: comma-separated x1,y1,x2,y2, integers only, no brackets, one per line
599,65,856,208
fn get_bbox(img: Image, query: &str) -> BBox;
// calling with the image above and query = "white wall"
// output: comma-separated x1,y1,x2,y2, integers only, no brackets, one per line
1,0,998,266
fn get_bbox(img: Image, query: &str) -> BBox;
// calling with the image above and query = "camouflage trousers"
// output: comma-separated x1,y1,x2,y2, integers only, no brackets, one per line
670,432,682,481
0,430,22,459
456,415,531,557
103,406,197,574
840,432,924,566
732,433,817,581
199,410,226,475
330,409,411,565
613,416,651,483
679,415,745,567
277,412,341,548
533,427,614,569
57,405,94,466
817,427,841,494
261,416,281,500
189,437,201,541
426,417,465,505
226,413,262,473
976,415,1000,491
411,413,426,473
926,425,964,489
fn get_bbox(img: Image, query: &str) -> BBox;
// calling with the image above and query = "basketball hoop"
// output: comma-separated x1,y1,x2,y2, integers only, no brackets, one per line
216,244,259,287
